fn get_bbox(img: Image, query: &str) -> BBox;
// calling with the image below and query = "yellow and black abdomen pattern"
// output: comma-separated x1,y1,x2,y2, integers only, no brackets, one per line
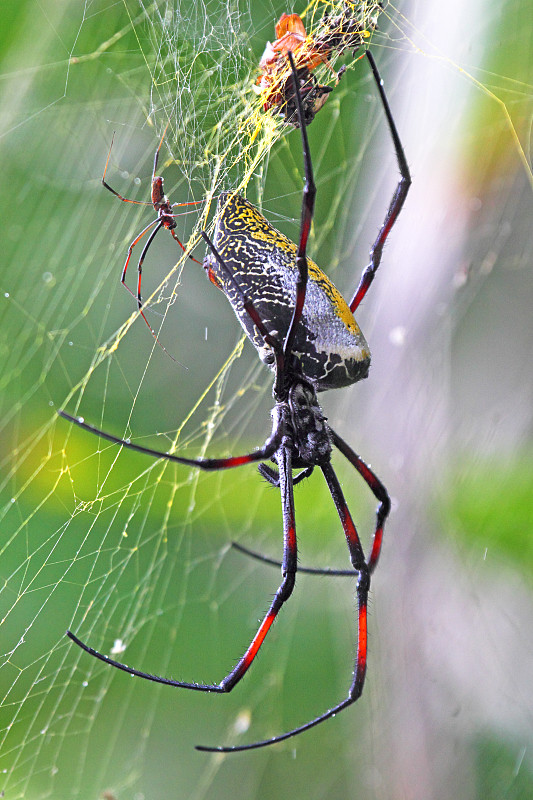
204,193,371,391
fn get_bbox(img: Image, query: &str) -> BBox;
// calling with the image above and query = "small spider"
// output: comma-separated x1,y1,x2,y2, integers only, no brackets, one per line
257,5,380,125
61,50,410,752
101,125,203,351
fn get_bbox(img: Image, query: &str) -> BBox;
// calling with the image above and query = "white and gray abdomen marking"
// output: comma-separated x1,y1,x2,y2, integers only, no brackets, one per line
204,193,371,391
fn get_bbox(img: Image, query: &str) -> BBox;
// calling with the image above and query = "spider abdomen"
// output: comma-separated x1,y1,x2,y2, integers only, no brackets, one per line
204,193,371,391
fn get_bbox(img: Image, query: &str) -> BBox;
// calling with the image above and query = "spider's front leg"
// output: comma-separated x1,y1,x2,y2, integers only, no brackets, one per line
349,51,411,312
65,425,300,720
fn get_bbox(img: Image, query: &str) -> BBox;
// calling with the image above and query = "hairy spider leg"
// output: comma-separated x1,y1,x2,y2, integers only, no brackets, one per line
58,409,282,472
233,428,390,578
66,410,297,694
197,460,370,753
330,428,390,573
258,462,314,486
349,51,411,312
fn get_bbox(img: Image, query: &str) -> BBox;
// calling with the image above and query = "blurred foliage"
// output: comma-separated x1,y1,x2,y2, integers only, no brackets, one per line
1,1,533,799
441,454,533,576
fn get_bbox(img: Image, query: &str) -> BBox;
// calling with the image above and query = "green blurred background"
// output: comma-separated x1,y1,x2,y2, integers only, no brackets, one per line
1,1,533,799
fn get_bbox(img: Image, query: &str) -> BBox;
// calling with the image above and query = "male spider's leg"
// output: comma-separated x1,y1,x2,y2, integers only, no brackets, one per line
349,51,411,313
134,221,164,309
58,409,282,471
120,219,161,299
232,541,355,577
282,51,316,371
119,220,181,358
169,227,202,265
67,445,297,702
101,134,154,206
330,428,390,573
151,121,170,178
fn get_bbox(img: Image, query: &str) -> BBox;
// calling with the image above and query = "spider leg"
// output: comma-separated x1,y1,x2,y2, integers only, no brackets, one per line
58,409,282,471
101,133,154,206
349,50,411,313
240,462,353,576
330,427,390,573
258,462,313,486
119,219,183,359
67,441,297,702
121,217,198,360
169,226,202,266
231,541,354,577
130,221,164,310
120,219,161,301
197,461,369,752
281,51,316,375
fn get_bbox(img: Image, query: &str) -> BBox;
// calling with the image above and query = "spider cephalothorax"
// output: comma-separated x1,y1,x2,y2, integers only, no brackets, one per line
283,381,333,467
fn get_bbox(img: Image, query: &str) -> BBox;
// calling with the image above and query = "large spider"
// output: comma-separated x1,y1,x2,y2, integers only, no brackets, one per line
60,50,410,752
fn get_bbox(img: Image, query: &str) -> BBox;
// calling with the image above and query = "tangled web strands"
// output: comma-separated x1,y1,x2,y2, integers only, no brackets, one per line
139,1,385,199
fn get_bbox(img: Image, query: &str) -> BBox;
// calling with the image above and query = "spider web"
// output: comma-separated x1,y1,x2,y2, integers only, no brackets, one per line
1,1,533,798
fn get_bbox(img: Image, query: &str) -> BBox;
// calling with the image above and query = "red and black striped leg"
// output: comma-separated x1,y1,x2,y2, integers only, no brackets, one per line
67,444,297,708
119,219,177,354
101,134,154,206
349,50,411,313
282,51,316,373
169,227,202,265
197,461,369,753
330,428,390,573
133,221,164,310
57,408,282,472
120,219,160,299
321,461,369,698
215,444,297,690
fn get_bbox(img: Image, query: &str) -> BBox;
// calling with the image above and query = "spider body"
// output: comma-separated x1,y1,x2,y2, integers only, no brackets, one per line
61,50,411,753
150,175,178,233
284,382,332,466
204,192,370,391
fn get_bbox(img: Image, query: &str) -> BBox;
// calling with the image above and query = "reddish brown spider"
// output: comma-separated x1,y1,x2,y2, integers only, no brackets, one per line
102,125,203,349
